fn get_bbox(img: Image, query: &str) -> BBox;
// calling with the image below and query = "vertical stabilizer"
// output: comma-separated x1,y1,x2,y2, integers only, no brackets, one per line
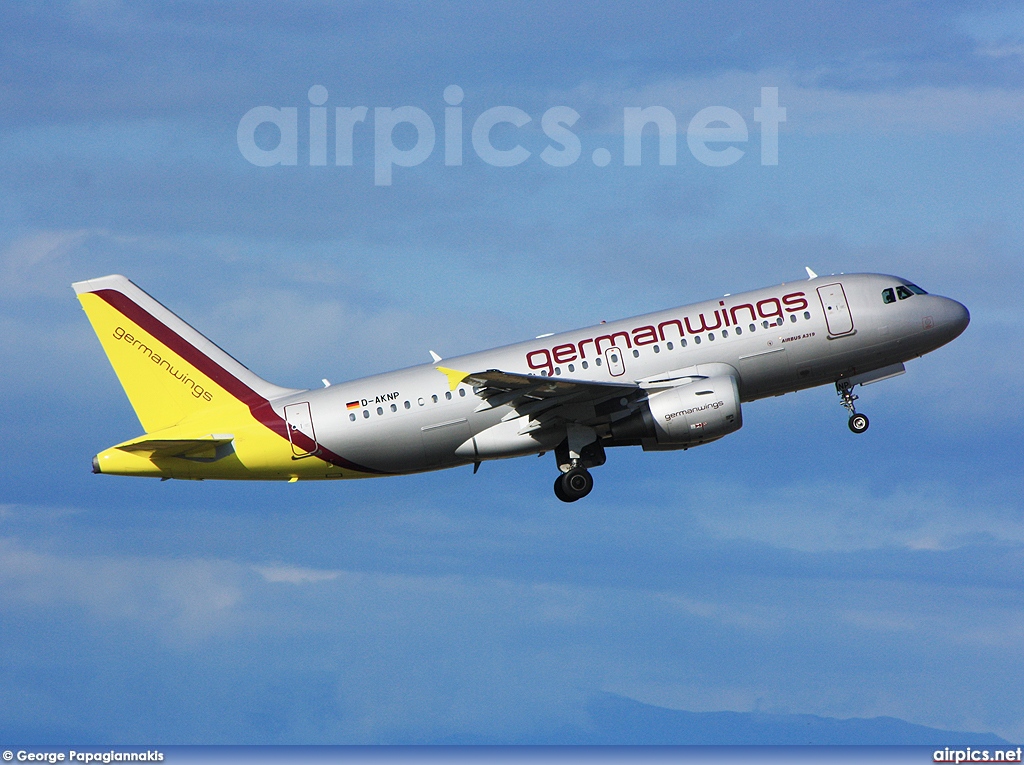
73,275,299,433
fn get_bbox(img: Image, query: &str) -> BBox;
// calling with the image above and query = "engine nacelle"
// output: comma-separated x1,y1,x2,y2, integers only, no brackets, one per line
610,375,742,451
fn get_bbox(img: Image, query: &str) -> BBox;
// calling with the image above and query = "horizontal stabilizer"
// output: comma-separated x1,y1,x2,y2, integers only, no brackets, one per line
117,435,234,460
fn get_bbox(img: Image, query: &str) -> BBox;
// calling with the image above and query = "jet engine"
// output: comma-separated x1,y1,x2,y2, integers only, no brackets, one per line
609,375,742,451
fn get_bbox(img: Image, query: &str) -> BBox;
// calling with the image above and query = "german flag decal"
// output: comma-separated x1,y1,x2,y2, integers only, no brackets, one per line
346,400,360,410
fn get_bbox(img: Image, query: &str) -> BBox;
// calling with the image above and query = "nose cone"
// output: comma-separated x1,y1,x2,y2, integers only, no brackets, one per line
929,297,969,347
943,298,970,340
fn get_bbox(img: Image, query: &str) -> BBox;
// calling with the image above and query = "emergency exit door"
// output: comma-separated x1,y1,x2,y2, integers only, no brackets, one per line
605,347,625,376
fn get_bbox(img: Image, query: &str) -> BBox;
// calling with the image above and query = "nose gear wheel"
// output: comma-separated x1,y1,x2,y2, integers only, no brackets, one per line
836,380,869,434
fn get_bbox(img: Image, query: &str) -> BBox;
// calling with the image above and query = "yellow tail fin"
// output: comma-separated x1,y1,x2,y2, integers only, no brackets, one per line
73,275,297,433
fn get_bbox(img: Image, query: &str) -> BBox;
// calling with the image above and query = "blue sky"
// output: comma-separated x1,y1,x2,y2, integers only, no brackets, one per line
1,0,1023,744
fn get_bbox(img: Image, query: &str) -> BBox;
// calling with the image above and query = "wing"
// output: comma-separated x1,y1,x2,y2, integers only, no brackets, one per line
436,366,640,426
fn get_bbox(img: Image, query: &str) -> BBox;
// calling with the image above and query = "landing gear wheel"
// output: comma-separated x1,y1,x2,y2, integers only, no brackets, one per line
848,413,869,434
555,466,593,502
553,474,576,503
837,380,869,434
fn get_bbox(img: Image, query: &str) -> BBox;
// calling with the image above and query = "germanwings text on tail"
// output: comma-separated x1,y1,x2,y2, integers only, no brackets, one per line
74,270,969,501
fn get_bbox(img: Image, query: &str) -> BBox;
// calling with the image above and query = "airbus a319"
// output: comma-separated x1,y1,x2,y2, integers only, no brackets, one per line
74,270,968,501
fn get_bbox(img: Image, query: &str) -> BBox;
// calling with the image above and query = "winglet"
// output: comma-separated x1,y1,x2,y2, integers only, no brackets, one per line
805,267,818,280
429,350,442,363
435,366,469,391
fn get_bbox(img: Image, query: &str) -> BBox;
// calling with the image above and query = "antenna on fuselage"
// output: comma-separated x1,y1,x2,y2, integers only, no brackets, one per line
805,267,818,280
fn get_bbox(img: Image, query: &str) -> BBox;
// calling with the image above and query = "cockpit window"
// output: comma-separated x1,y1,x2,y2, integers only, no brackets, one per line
882,288,896,304
896,285,914,300
904,283,927,295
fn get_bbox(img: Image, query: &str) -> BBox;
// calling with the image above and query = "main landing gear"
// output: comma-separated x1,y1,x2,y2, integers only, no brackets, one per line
554,466,594,503
836,379,870,434
552,433,603,502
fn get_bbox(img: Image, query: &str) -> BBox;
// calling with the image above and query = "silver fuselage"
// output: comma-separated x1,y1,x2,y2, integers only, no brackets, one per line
273,273,969,475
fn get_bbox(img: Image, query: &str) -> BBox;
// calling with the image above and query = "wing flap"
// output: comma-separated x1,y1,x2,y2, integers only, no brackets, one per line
459,368,636,397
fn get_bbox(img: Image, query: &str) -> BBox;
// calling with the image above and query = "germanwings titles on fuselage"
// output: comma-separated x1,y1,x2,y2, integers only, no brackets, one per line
74,271,969,501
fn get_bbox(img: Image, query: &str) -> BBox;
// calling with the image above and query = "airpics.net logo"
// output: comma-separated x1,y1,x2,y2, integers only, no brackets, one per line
237,85,786,186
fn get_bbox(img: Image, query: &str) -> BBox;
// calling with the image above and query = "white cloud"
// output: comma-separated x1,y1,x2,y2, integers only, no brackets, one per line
678,477,1024,553
0,537,244,642
1,229,101,299
255,564,341,584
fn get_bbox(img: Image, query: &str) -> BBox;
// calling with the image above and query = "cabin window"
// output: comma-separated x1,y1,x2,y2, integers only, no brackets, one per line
735,326,742,335
803,311,811,320
749,323,756,332
376,406,383,415
540,370,548,376
882,288,896,304
459,388,466,396
790,314,797,323
666,342,674,350
363,410,370,419
554,367,562,375
431,394,438,403
762,320,770,329
349,413,356,421
653,345,660,353
404,400,411,409
390,403,397,412
896,285,914,300
582,360,589,369
694,335,701,344
722,329,729,337
595,357,602,366
446,391,452,400
568,363,575,372
708,333,715,341
632,349,640,358
680,338,687,347
418,397,424,406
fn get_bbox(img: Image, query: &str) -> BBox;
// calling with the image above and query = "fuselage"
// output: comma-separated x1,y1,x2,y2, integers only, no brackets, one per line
260,272,968,477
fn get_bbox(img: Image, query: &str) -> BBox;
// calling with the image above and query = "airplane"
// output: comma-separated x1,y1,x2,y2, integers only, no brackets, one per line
74,270,969,502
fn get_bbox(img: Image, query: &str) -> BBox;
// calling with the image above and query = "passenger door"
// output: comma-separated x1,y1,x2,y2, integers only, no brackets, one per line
817,283,855,336
284,401,318,457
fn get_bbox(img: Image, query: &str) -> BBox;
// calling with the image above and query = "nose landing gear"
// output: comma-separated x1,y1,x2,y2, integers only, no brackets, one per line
848,412,869,433
837,379,870,433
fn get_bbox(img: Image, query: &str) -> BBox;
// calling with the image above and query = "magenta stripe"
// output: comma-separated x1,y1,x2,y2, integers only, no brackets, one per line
93,289,388,475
